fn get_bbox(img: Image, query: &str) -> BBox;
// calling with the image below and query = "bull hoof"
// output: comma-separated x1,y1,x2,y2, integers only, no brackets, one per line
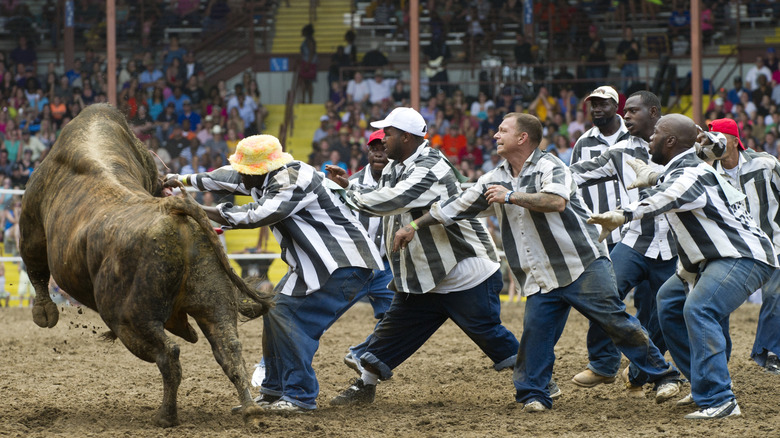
153,411,180,428
32,301,59,328
243,405,264,428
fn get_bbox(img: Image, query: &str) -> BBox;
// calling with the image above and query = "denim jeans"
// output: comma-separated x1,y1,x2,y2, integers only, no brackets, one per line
260,267,373,409
657,257,774,408
751,265,780,367
514,257,677,408
348,259,395,363
359,269,519,380
587,243,677,378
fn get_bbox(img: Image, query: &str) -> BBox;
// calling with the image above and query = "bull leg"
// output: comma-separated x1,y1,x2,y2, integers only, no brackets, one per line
114,322,182,428
194,315,263,425
21,234,58,328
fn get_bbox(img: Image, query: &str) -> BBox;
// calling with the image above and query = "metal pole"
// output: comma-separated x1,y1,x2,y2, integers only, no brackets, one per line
107,0,117,106
410,0,420,111
691,0,702,126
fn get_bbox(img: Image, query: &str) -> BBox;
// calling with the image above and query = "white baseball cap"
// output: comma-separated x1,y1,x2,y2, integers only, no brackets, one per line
371,107,428,137
585,86,619,103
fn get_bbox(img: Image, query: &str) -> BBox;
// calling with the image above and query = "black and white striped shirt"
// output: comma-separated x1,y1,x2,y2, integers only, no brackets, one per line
714,148,780,253
346,141,500,294
349,167,385,258
190,163,382,296
430,148,608,296
570,136,677,260
623,150,778,273
570,117,631,245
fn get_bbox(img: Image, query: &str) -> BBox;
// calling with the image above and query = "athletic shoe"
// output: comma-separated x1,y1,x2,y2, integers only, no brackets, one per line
343,352,362,375
262,400,311,414
548,380,562,399
676,393,695,406
684,399,741,420
655,380,681,403
330,378,376,406
620,366,644,398
230,393,281,414
765,354,780,375
522,399,548,413
571,369,616,387
251,360,266,387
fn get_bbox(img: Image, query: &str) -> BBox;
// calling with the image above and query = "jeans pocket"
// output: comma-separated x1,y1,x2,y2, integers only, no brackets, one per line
339,270,368,303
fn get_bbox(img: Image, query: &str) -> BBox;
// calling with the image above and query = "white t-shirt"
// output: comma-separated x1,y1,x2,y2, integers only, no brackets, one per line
347,80,370,103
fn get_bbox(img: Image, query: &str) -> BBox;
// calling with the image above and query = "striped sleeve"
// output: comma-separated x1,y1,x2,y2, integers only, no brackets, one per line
218,165,314,228
348,156,454,216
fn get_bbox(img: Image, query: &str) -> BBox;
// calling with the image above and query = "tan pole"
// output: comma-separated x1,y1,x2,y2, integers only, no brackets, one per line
107,0,117,106
691,0,702,126
410,0,420,111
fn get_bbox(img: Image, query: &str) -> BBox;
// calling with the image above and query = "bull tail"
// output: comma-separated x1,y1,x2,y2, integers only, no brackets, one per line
164,194,274,321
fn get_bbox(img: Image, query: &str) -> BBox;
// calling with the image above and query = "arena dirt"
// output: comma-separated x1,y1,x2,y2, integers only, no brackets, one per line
1,301,778,437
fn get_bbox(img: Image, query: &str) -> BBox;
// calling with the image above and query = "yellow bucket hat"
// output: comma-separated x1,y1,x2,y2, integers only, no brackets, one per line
228,134,294,175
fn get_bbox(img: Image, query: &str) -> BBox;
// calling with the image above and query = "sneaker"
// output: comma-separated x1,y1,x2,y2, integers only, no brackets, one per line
684,399,741,420
230,393,280,414
251,361,266,387
620,366,644,398
655,380,681,403
343,352,362,375
330,378,376,406
676,393,695,407
522,399,548,413
547,380,562,399
571,369,616,388
765,354,780,375
262,400,311,414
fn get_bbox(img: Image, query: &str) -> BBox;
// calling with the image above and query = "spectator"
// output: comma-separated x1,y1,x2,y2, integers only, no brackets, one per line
164,85,191,117
366,70,395,105
582,25,607,86
162,35,187,70
164,124,189,167
616,26,640,93
9,36,36,70
668,4,691,40
346,71,370,107
203,0,231,34
321,149,347,173
728,76,748,106
745,56,773,91
19,128,45,161
469,91,495,121
765,47,779,74
313,115,330,145
424,32,452,97
226,84,257,135
181,51,204,81
441,124,466,162
140,59,164,94
529,86,559,123
177,100,201,131
298,24,317,104
420,97,439,125
205,124,228,159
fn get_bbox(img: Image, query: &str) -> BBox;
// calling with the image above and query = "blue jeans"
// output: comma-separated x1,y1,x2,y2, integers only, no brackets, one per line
514,257,677,408
587,243,677,378
260,267,373,409
359,269,519,379
751,266,780,366
657,258,774,408
348,259,395,363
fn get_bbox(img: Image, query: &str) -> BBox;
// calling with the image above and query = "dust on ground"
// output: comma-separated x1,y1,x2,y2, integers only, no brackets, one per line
1,301,778,437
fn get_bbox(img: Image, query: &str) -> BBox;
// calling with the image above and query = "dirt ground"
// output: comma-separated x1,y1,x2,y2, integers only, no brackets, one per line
1,299,778,438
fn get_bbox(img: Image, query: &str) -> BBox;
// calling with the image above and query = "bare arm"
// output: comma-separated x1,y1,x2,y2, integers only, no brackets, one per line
484,184,566,213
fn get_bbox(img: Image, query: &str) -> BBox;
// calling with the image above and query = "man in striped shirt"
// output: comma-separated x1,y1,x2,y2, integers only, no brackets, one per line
568,91,680,397
168,134,383,413
590,114,778,419
570,85,631,247
393,113,680,412
706,118,780,375
326,107,520,406
340,130,395,375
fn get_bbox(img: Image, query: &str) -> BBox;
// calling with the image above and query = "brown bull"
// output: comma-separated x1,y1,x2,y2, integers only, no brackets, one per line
19,104,273,427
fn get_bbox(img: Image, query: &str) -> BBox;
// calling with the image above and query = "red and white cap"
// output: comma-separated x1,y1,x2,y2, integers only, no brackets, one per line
367,129,385,145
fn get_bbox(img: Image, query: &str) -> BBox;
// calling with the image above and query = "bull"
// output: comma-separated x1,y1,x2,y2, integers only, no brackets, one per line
19,103,273,427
